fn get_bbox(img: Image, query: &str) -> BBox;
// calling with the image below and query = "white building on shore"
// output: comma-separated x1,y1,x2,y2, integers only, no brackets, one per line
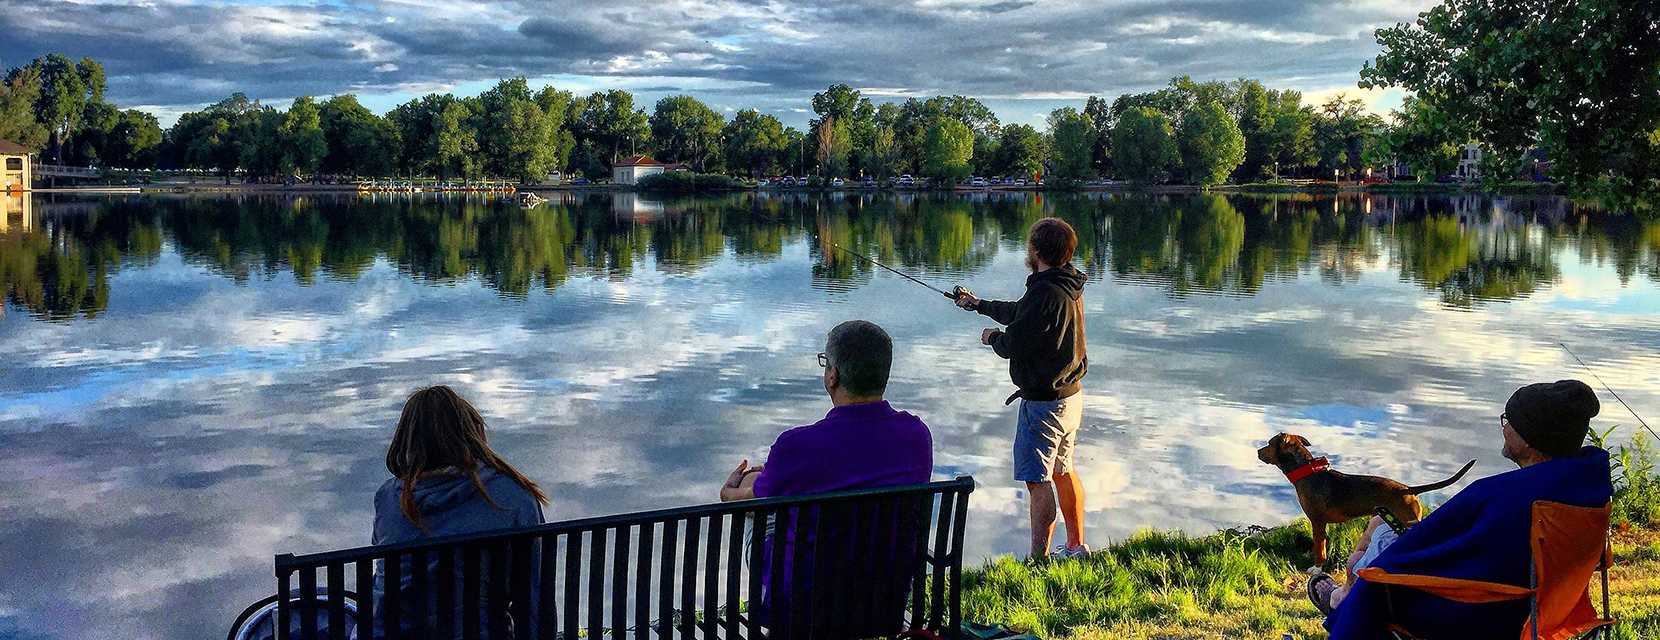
1,139,31,192
611,155,665,185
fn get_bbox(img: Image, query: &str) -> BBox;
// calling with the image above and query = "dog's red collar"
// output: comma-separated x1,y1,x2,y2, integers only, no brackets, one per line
1285,457,1329,482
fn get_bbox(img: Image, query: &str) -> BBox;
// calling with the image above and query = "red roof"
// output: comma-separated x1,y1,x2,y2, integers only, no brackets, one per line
0,139,28,155
615,154,662,167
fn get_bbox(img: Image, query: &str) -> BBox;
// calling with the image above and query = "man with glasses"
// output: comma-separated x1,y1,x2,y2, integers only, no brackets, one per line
719,319,933,502
1311,379,1613,639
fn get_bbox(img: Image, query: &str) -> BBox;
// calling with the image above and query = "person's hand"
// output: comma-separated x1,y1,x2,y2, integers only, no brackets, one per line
724,460,762,488
981,328,999,345
954,287,979,310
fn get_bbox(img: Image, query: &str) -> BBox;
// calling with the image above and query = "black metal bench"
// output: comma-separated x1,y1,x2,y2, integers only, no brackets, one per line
257,477,974,640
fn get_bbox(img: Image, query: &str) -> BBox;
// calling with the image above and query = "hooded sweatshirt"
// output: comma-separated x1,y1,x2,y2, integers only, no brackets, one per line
977,264,1089,402
1326,447,1613,639
371,467,545,640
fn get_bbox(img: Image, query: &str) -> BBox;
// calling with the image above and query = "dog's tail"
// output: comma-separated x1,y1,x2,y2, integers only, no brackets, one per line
1408,459,1477,494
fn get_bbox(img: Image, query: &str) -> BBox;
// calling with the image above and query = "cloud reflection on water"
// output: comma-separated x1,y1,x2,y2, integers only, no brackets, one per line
1,191,1658,639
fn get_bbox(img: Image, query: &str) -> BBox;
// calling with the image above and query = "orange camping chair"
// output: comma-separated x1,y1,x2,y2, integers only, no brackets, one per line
1356,500,1615,640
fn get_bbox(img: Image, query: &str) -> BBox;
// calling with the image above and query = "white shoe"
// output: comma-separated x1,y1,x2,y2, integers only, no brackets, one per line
1052,544,1091,559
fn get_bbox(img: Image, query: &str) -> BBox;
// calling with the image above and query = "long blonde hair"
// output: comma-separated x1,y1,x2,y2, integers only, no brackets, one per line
385,385,548,530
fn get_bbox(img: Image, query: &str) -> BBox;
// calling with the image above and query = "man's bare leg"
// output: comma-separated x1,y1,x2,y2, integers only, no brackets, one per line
1053,470,1086,549
1027,481,1058,559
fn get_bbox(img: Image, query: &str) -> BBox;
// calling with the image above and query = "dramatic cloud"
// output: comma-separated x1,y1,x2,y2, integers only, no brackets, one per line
0,0,1432,126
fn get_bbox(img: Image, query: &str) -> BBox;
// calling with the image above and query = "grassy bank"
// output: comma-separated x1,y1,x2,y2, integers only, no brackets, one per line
962,438,1660,639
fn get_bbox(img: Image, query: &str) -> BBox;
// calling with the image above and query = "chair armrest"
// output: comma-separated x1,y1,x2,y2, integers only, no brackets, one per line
1356,567,1533,604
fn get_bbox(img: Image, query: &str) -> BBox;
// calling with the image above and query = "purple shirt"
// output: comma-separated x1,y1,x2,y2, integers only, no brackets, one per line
753,400,933,498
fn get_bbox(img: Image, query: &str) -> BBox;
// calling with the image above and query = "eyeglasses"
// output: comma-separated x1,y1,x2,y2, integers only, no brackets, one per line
817,352,830,368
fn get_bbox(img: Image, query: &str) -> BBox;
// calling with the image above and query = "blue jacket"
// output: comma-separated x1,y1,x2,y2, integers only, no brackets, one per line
371,467,544,639
1327,447,1613,639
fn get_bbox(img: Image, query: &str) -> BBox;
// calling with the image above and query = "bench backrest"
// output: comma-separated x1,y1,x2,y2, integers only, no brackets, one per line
272,477,974,640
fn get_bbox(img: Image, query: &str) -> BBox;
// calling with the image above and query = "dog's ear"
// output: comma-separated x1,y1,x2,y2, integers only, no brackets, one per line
1293,435,1311,447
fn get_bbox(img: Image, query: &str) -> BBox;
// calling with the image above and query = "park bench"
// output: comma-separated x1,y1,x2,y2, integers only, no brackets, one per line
236,476,974,640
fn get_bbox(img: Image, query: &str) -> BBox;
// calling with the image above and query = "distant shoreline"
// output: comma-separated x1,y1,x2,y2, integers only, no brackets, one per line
20,181,1561,197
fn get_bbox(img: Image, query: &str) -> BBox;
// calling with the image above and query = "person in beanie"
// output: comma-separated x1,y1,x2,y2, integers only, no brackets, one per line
1313,380,1614,639
953,217,1090,560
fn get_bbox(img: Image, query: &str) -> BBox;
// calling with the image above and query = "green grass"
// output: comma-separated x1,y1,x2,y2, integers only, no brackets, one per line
963,438,1660,639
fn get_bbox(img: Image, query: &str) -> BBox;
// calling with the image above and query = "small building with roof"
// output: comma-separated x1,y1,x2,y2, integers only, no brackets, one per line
0,139,30,192
612,155,665,185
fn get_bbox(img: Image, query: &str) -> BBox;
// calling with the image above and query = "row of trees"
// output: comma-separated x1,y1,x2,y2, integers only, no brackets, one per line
0,52,1374,186
1,54,163,168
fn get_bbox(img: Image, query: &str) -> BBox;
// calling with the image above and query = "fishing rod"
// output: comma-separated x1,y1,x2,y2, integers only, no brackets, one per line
1558,342,1659,443
829,243,962,301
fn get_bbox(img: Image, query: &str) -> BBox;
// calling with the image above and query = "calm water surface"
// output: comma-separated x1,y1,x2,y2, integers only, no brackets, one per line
2,191,1659,639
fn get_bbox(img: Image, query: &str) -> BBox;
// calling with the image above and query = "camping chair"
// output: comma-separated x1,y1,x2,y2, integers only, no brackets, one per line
1356,500,1615,640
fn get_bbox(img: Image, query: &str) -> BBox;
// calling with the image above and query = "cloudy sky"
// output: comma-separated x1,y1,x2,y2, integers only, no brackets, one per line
2,0,1421,128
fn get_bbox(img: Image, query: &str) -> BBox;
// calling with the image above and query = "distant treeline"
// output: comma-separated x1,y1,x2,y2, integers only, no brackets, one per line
1,0,1655,201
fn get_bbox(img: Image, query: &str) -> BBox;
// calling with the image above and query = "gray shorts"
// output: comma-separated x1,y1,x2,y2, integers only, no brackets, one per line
1353,524,1400,571
1013,395,1083,483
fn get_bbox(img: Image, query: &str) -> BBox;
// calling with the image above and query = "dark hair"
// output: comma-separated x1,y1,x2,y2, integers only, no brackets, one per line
386,385,548,530
1028,217,1077,267
826,320,893,396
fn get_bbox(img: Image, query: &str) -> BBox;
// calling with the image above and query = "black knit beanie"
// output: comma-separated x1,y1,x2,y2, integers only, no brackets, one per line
1504,380,1600,457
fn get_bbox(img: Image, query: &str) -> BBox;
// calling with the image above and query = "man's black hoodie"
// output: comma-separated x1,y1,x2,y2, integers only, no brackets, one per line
977,264,1088,402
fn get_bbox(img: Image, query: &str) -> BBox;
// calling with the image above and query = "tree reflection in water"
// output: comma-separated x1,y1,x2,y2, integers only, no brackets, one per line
3,192,1657,322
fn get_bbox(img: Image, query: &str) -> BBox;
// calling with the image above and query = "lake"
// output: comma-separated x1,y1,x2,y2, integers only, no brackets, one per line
2,190,1658,639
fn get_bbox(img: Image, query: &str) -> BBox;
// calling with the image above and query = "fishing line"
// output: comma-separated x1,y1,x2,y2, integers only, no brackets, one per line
1558,342,1659,443
828,243,960,301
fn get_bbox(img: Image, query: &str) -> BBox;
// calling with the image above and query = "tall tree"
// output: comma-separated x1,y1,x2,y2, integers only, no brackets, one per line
434,99,481,179
814,114,851,178
1083,95,1114,175
320,94,397,177
1362,0,1660,203
922,117,974,182
13,54,105,163
108,109,161,169
0,68,48,152
1047,108,1094,185
1380,95,1466,181
478,78,559,182
534,87,576,175
279,96,326,177
1111,107,1178,183
575,89,649,166
649,94,724,170
721,109,788,177
1178,100,1246,187
1312,95,1385,179
994,123,1047,179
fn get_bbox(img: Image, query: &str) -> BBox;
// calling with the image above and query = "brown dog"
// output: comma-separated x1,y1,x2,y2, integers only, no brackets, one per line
1257,433,1475,566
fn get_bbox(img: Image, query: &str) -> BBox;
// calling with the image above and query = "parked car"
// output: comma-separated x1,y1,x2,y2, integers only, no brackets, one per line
896,175,915,187
969,177,989,187
830,178,845,187
756,178,770,187
572,177,591,185
861,177,877,188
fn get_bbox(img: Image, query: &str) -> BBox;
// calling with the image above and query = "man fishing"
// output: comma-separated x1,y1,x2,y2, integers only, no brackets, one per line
953,217,1091,560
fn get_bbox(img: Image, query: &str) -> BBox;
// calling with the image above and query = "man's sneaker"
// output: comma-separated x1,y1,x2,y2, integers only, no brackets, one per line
1052,544,1091,559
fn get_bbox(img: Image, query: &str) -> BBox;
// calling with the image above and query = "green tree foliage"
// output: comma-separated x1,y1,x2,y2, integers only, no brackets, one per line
1312,96,1385,179
434,99,481,179
167,93,260,180
478,78,561,182
320,94,397,177
575,89,650,167
922,117,974,181
10,54,105,162
1178,101,1246,187
1048,108,1094,185
534,87,576,175
782,127,808,176
721,109,788,177
66,100,119,166
1379,96,1465,181
1362,0,1660,203
1083,96,1114,174
108,110,162,169
650,94,724,171
994,123,1046,179
1263,90,1316,177
278,96,326,176
1112,107,1178,183
0,68,48,151
814,115,852,177
812,84,879,177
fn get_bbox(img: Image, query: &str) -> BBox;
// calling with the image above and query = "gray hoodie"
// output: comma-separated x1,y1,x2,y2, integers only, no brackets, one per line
371,467,544,639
